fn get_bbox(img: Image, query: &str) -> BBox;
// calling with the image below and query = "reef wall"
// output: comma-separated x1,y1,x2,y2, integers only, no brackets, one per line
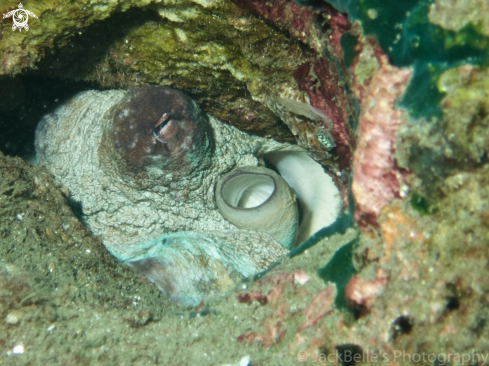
1,0,488,364
1,0,356,175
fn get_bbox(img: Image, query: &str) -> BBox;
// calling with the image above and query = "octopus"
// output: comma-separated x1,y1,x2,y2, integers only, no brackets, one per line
35,86,341,305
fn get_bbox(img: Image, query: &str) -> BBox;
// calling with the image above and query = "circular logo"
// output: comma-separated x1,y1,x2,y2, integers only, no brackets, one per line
12,9,29,30
3,3,38,32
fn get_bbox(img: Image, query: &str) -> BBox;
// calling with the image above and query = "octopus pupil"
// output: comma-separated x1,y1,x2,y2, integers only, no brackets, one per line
153,116,171,135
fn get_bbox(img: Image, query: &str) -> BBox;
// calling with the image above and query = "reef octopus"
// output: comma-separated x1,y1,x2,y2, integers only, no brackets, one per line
35,86,341,305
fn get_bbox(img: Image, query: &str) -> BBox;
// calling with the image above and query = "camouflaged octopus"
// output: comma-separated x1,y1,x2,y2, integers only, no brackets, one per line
35,86,341,305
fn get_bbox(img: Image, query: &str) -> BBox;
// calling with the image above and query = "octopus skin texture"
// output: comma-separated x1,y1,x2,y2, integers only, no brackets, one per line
35,86,340,305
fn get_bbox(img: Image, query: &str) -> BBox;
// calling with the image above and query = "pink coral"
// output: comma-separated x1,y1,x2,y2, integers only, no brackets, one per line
345,268,388,311
351,56,412,224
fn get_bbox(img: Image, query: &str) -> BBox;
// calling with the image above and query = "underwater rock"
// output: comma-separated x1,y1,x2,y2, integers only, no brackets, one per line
0,150,165,310
428,0,489,36
0,0,163,76
231,0,356,172
35,85,340,304
437,65,489,163
26,0,356,175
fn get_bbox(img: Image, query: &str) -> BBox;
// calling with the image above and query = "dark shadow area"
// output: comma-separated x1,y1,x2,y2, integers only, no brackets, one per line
391,315,414,342
335,344,364,366
0,76,98,160
0,7,162,161
444,282,462,314
37,7,161,82
67,197,88,227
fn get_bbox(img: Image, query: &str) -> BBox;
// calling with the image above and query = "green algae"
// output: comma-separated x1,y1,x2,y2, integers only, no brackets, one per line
317,236,357,310
340,31,358,69
399,61,447,120
396,63,489,191
355,0,489,120
326,0,489,66
410,192,431,215
297,0,489,121
358,2,488,66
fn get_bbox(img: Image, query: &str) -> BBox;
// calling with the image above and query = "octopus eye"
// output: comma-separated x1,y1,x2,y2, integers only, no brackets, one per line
153,113,176,143
107,86,211,175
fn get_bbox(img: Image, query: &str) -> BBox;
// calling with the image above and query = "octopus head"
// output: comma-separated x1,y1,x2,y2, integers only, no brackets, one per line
102,86,212,182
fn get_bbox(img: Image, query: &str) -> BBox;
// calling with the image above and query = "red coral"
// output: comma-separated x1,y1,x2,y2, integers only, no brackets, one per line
297,285,335,332
231,0,315,42
230,0,349,58
293,59,355,170
237,320,287,347
236,290,268,306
